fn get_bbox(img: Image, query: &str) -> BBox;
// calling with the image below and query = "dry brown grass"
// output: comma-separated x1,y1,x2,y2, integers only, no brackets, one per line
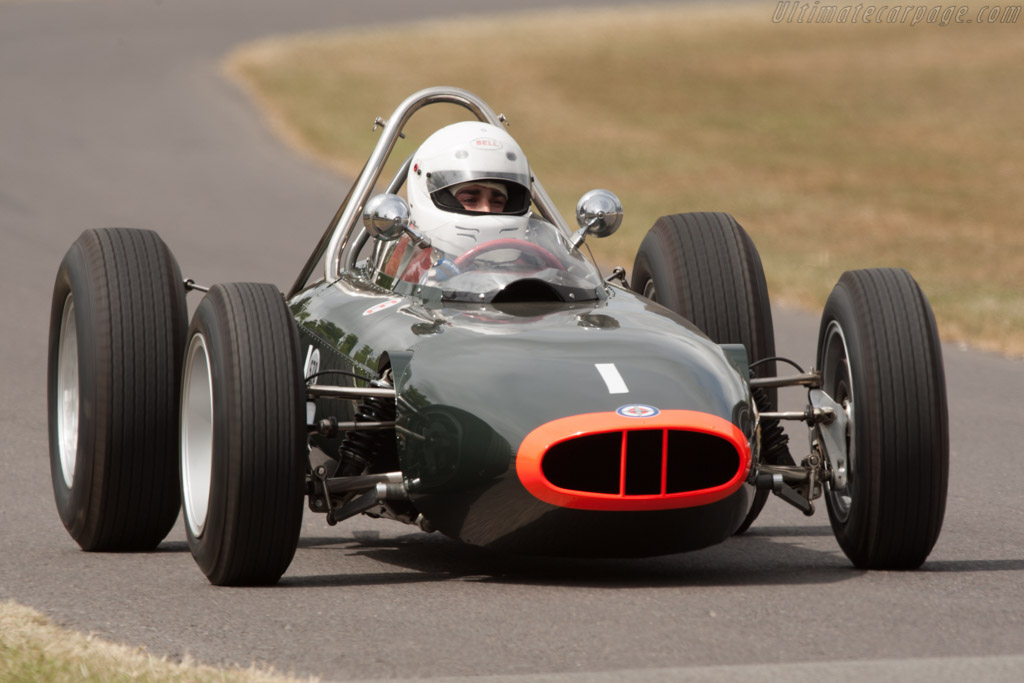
227,2,1024,355
0,601,310,682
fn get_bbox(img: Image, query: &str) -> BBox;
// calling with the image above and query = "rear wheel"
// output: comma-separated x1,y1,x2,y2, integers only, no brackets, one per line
817,269,948,569
181,283,306,585
631,212,786,532
47,228,186,550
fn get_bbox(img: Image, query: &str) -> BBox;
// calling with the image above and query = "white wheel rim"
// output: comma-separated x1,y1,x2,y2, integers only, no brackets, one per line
56,293,79,488
181,333,214,538
822,320,856,522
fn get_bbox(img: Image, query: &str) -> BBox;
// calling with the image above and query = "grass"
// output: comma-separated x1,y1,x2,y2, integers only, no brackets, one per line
0,601,307,683
225,2,1024,356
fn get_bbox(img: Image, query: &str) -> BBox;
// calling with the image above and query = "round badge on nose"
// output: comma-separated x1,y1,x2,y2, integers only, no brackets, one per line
616,404,660,418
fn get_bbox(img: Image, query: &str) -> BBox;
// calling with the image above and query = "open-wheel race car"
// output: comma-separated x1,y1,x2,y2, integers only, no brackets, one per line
47,87,948,585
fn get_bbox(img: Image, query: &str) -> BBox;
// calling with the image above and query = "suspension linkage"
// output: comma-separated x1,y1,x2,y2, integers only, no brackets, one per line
311,416,396,438
307,384,396,400
753,452,826,517
759,406,835,425
321,472,408,526
183,278,210,293
749,371,821,390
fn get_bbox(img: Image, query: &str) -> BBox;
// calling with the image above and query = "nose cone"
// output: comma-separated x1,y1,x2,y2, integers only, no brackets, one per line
515,408,751,512
390,297,755,555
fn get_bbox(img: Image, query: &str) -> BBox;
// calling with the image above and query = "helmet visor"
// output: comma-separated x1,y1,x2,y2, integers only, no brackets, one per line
427,169,531,195
428,170,532,215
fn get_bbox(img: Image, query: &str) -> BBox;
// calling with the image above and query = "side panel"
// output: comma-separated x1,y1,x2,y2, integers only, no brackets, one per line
289,278,420,465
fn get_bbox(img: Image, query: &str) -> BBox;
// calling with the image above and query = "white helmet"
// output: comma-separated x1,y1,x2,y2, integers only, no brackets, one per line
407,121,533,255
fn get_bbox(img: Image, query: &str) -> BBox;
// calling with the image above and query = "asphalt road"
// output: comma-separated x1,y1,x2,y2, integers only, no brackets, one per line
1,1,1022,681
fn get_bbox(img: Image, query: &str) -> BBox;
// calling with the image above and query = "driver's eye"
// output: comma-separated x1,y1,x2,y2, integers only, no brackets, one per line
456,191,482,209
455,188,507,213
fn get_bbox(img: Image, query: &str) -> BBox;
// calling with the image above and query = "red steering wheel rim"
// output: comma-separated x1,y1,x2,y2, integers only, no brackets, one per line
453,239,564,270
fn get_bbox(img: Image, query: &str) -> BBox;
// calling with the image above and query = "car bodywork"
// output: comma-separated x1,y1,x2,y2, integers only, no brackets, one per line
292,278,756,556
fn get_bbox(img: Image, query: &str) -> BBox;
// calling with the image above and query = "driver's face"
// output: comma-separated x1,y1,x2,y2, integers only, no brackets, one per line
454,184,507,213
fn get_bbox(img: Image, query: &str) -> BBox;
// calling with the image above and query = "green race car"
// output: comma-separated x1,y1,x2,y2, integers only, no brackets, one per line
47,87,949,585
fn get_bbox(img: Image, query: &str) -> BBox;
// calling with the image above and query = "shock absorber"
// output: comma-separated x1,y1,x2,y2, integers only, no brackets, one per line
752,386,793,467
336,373,398,476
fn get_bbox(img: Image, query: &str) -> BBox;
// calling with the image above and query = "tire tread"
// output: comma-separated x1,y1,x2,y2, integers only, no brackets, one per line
187,282,304,585
48,228,185,551
821,268,948,568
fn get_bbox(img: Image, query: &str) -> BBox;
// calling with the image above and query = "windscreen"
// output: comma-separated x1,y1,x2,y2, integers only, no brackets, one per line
382,218,605,303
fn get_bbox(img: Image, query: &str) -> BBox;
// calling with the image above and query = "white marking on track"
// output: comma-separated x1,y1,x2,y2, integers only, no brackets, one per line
595,363,629,394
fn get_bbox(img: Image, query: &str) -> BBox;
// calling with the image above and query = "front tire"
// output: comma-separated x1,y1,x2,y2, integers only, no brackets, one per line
181,283,306,585
46,228,186,550
817,269,948,569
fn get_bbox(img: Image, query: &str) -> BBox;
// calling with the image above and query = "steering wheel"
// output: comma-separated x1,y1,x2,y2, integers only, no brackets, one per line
453,239,564,272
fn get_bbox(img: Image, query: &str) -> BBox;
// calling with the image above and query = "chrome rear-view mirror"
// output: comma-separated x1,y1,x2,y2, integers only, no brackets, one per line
571,189,623,249
363,193,410,241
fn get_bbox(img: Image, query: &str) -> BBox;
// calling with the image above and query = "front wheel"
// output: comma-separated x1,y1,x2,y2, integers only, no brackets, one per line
181,283,306,585
817,268,948,569
47,228,186,551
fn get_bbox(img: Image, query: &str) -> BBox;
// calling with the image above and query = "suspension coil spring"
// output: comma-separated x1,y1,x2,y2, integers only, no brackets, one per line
337,377,398,476
752,386,793,467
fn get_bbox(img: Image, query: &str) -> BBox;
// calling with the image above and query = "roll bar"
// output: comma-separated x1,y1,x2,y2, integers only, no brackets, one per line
288,86,570,298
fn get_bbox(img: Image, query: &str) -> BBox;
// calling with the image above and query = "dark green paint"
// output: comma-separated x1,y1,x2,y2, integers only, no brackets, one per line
290,275,756,556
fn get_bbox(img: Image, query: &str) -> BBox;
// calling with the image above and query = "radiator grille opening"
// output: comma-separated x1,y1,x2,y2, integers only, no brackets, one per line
666,431,741,492
540,428,740,497
625,430,663,495
542,432,621,494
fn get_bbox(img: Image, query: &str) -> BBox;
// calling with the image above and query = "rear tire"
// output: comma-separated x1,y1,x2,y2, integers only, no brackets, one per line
46,228,186,550
181,283,306,585
631,212,783,533
817,269,948,569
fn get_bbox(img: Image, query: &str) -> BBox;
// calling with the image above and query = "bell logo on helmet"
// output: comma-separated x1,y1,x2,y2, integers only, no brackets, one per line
472,138,503,150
